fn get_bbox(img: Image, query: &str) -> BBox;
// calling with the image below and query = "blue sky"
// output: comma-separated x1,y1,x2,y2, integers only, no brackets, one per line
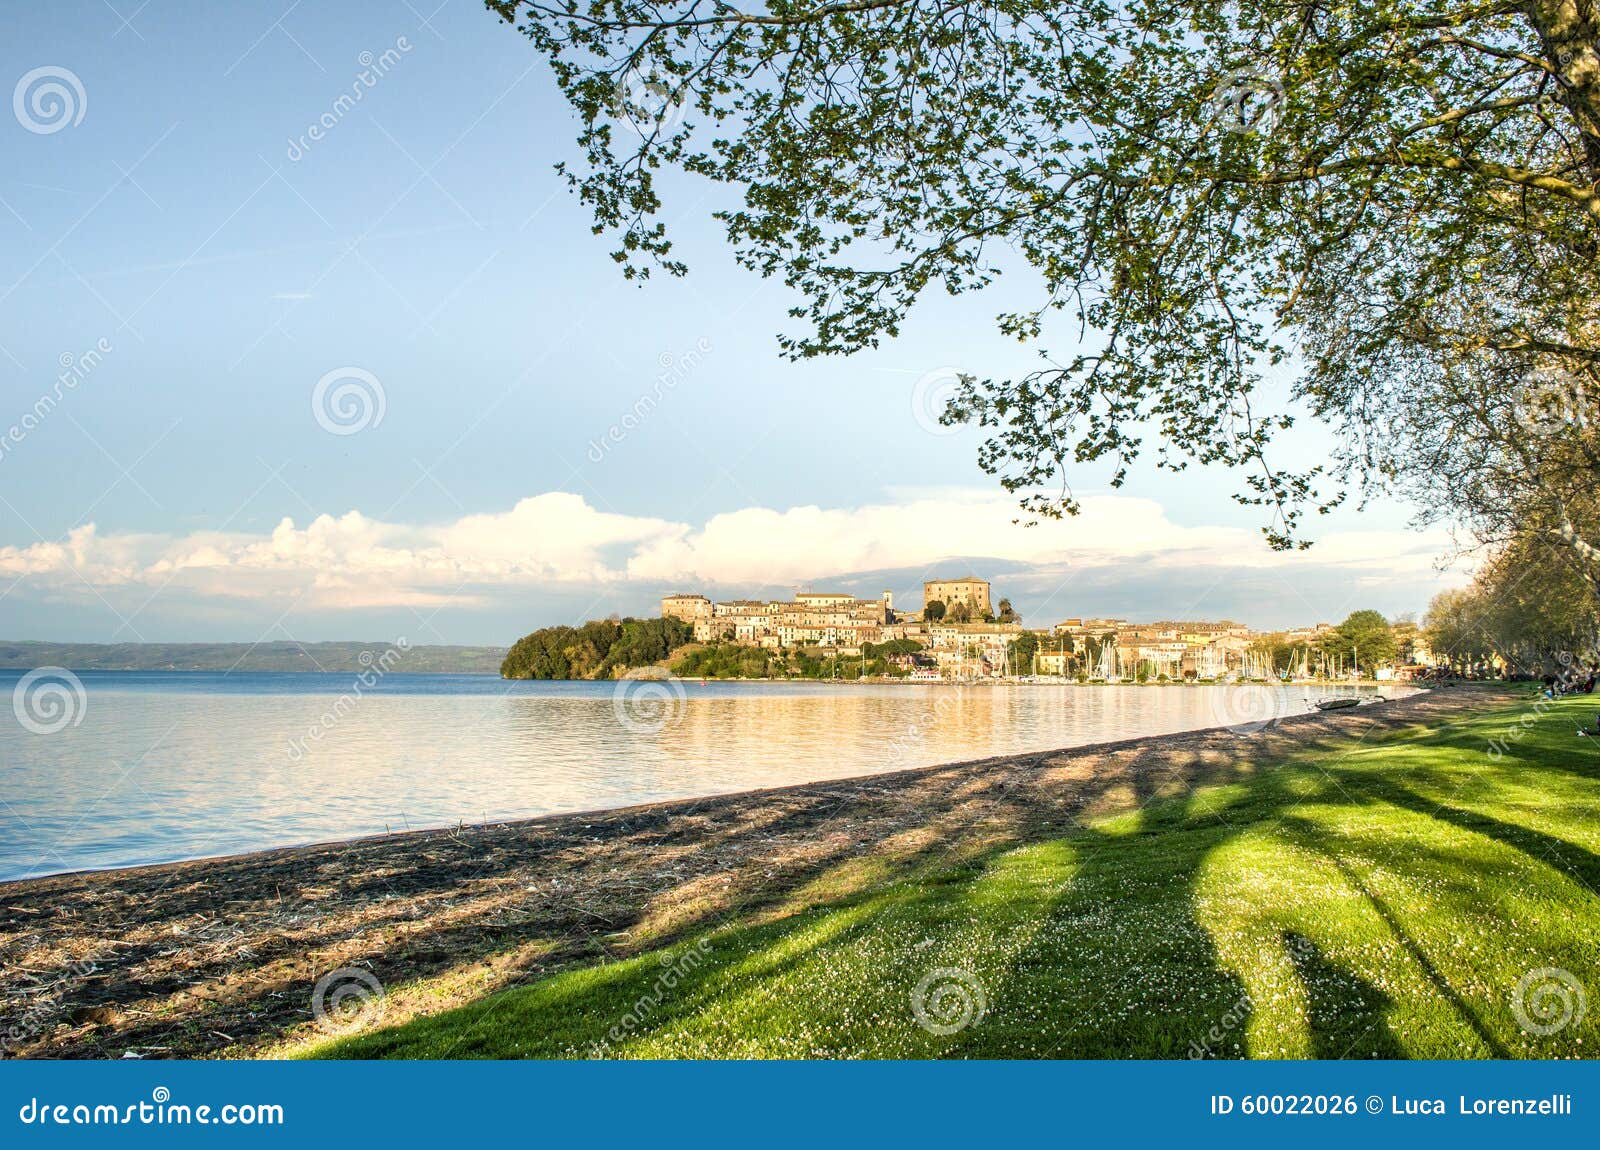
0,1,1466,645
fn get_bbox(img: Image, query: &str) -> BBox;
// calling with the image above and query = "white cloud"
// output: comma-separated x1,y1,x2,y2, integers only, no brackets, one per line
0,489,1461,617
626,489,1450,584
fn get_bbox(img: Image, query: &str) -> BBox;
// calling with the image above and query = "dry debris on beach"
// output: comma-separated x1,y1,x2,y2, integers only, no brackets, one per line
0,687,1502,1058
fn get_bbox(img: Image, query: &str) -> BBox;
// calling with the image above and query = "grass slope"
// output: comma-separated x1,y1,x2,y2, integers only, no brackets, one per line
310,690,1600,1059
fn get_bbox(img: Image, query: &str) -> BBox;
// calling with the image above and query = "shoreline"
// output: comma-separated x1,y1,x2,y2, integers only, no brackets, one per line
5,683,1416,888
8,664,1428,688
0,684,1508,1059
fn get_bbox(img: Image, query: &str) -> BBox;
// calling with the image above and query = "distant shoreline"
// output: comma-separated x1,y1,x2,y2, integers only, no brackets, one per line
0,640,506,675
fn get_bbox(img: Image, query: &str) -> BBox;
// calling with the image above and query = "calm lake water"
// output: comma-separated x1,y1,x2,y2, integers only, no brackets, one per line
0,671,1404,882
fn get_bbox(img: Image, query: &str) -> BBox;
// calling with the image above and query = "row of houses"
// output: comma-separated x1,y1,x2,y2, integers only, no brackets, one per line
659,577,1449,680
662,580,1289,679
661,589,903,649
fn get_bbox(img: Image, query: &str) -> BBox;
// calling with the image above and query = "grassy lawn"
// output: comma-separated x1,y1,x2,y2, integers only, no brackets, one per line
309,690,1600,1059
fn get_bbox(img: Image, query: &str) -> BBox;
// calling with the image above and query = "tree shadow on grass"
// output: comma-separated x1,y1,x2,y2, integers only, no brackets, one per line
944,792,1255,1059
1278,814,1510,1058
327,896,902,1059
1351,775,1600,899
1281,931,1407,1059
324,742,1504,1060
331,777,1302,1059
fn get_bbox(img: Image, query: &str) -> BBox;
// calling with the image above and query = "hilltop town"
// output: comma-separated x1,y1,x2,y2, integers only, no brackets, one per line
662,577,1427,681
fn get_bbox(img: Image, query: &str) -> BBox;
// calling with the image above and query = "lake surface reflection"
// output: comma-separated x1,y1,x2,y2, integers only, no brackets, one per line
0,672,1403,881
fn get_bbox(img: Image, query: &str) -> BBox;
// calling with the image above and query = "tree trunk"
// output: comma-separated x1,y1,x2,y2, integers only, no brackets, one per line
1551,511,1600,601
1530,0,1600,183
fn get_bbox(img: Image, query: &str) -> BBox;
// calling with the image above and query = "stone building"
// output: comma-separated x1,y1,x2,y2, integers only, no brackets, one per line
922,577,991,618
661,594,713,624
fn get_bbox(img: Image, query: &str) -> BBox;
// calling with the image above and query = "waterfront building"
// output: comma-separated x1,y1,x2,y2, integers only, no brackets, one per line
1034,651,1071,675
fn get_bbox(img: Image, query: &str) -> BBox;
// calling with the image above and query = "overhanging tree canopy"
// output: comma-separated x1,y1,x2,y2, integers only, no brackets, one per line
488,0,1599,551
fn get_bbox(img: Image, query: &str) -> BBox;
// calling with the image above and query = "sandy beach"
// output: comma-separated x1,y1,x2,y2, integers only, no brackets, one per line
0,685,1509,1059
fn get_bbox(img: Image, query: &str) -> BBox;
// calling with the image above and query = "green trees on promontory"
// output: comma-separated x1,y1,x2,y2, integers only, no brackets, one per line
500,616,692,680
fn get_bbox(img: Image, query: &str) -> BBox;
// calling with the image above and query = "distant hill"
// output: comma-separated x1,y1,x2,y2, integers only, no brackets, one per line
0,641,507,674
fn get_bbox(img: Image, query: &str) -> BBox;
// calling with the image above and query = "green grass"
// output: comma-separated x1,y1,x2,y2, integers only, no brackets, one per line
311,691,1600,1059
